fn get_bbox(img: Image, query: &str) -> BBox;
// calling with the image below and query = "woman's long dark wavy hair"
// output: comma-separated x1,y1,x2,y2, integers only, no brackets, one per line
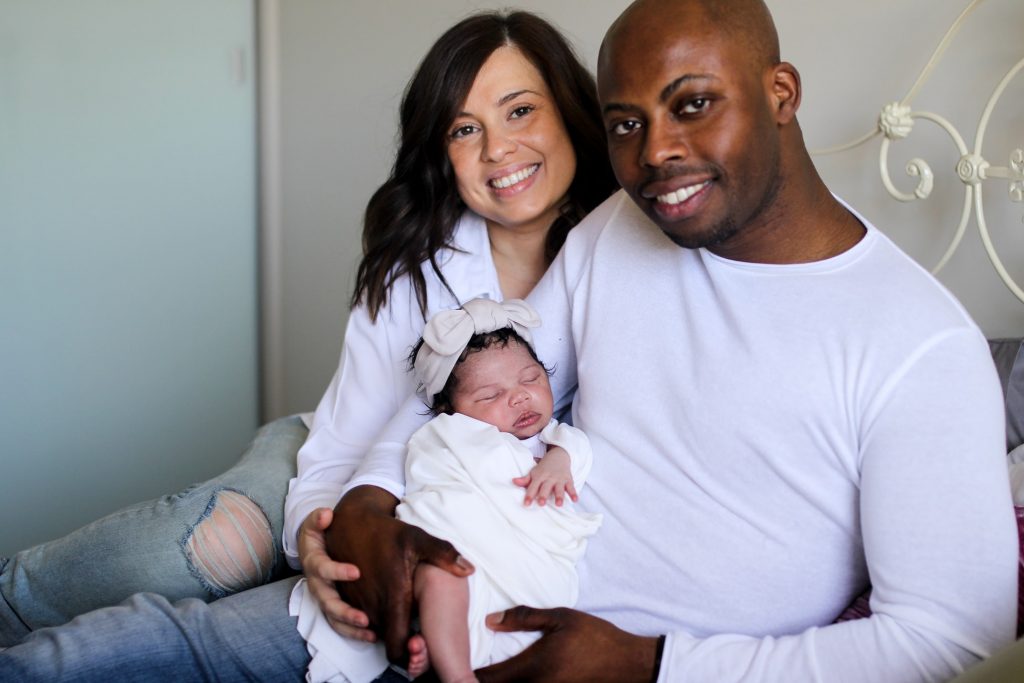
352,11,617,320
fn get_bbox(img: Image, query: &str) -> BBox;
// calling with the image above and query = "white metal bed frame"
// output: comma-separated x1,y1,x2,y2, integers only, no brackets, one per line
811,0,1024,300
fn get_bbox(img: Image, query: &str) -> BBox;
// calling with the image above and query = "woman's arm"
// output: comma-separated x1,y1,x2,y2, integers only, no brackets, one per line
282,300,419,567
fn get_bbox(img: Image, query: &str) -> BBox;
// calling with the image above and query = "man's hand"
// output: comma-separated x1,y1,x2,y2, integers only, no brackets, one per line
325,485,474,663
298,507,375,640
476,606,660,683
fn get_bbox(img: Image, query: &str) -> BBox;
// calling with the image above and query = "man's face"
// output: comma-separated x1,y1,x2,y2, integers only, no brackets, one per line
597,3,783,257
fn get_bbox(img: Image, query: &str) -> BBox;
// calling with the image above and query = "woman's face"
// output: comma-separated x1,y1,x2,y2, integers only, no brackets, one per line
447,46,577,237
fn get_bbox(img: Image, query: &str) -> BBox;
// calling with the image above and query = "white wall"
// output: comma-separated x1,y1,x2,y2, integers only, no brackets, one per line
264,0,1024,419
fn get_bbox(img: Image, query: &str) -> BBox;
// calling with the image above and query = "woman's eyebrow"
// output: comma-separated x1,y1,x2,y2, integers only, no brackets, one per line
497,89,537,106
453,89,538,119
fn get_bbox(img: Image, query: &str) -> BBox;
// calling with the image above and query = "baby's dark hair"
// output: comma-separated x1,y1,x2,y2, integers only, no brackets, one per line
409,327,551,416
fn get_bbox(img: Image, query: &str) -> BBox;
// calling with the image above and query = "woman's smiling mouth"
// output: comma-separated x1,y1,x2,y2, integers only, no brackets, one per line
490,163,540,189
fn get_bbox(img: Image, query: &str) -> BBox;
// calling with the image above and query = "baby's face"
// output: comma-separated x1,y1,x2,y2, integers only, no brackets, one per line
450,341,553,439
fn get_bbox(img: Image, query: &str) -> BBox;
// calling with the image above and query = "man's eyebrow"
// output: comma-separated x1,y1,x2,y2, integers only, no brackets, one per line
602,73,717,116
659,73,715,103
602,101,638,116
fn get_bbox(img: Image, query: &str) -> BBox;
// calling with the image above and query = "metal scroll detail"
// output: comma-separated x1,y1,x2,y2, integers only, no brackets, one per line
812,0,1024,301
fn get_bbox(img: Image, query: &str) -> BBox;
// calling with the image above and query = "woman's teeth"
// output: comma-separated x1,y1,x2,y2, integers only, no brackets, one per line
491,164,538,189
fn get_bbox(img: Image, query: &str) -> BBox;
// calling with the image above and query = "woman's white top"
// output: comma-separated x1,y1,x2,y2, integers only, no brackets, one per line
281,211,505,567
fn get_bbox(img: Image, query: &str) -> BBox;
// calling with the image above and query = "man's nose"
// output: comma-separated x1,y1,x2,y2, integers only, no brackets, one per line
641,119,689,168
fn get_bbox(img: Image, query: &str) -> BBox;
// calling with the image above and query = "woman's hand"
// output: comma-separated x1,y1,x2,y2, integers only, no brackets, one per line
513,446,578,506
325,485,475,664
298,507,375,641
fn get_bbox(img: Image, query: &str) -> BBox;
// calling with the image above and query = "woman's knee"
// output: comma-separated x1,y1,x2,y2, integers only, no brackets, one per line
181,489,276,597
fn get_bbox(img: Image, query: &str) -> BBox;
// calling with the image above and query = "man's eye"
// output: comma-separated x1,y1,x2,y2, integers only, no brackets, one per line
610,120,642,136
681,97,709,115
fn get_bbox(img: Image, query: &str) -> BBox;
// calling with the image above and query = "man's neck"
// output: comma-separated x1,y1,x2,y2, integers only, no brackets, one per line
708,156,866,265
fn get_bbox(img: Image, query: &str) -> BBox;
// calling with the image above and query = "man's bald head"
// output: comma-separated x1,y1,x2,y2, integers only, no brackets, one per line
600,0,780,80
594,0,819,261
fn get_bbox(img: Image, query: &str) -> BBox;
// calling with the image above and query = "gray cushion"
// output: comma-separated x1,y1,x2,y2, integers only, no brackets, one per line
989,338,1024,452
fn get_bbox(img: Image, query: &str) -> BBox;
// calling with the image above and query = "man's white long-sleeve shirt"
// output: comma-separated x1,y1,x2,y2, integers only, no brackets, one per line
527,191,1017,682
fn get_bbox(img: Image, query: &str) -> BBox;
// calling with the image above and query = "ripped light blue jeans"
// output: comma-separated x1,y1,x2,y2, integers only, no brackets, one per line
0,575,409,682
0,415,307,647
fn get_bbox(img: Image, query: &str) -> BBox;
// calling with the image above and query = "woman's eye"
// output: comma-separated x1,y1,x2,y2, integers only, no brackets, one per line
510,105,534,119
610,120,642,136
680,97,709,115
450,124,478,140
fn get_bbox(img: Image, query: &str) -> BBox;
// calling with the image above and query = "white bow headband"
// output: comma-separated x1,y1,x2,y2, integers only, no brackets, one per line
414,298,541,401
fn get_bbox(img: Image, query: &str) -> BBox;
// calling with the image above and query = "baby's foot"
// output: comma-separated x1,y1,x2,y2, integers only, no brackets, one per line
407,633,430,679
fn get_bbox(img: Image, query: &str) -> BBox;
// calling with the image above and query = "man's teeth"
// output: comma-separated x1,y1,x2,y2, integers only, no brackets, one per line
491,165,538,189
657,181,709,205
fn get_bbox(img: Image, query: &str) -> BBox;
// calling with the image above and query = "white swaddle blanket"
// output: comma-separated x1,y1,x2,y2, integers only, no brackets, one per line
290,413,602,683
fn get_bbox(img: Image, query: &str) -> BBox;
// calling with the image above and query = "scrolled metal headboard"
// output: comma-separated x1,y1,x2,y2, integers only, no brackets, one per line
811,0,1024,301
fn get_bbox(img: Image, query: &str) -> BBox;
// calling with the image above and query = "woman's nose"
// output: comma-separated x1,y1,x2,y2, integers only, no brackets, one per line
482,131,516,162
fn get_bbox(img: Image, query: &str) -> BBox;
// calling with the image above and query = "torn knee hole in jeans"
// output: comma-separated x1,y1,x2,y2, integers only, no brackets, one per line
184,490,274,596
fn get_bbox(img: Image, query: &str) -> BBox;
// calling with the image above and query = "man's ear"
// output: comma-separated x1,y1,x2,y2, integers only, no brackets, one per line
769,62,801,124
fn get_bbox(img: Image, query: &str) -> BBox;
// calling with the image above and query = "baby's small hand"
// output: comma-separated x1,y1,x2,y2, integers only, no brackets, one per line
512,447,577,507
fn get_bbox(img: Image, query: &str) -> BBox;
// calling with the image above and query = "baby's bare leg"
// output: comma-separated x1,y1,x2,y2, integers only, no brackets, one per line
413,564,477,683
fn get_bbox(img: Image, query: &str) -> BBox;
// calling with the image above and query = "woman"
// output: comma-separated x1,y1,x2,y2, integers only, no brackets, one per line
0,10,616,672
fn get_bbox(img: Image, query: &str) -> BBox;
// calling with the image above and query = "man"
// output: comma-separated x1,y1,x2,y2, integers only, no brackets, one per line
325,0,1017,680
0,1,1015,681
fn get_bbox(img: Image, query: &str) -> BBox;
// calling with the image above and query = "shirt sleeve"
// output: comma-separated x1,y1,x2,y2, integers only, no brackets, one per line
656,329,1018,681
539,420,593,488
342,392,433,501
282,298,420,568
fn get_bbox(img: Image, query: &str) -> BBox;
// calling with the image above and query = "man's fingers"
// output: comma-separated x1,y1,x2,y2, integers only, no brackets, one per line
416,531,474,576
485,605,559,633
383,579,414,664
476,648,535,683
